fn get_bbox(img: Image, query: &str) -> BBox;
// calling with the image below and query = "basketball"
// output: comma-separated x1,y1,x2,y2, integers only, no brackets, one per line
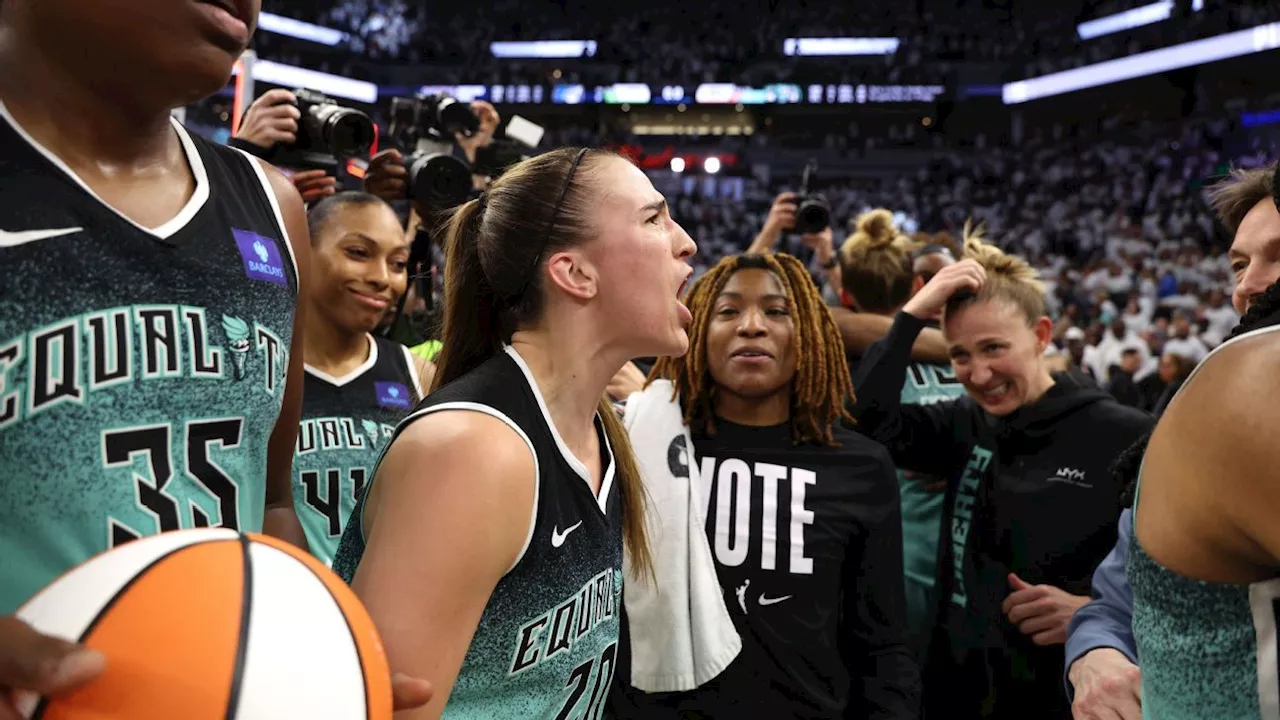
12,529,392,720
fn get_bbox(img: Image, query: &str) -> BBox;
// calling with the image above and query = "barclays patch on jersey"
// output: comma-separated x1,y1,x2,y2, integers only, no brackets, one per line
232,229,288,286
375,381,411,410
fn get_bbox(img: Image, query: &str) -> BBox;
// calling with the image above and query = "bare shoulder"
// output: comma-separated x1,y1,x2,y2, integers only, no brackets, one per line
381,409,536,495
1142,331,1280,575
1161,331,1280,430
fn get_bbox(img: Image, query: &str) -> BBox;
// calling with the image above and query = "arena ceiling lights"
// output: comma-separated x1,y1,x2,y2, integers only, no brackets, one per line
489,41,598,58
231,60,379,104
1003,20,1280,105
1076,1,1174,41
256,12,348,46
782,38,900,56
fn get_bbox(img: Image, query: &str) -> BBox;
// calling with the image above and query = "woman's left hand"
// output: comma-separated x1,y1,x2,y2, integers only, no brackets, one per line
1001,573,1090,646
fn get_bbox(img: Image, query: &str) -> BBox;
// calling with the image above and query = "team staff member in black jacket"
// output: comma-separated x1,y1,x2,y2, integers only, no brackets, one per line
617,253,919,720
850,231,1151,720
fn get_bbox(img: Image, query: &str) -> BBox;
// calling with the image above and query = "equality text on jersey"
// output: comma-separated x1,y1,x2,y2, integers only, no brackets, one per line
0,305,289,430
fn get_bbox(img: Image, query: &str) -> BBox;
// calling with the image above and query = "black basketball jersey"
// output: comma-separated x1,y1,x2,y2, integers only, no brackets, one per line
333,345,623,720
293,335,422,567
0,102,298,613
615,420,920,719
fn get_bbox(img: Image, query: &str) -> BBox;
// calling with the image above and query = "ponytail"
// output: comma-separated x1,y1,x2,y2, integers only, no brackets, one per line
431,198,503,392
597,396,653,583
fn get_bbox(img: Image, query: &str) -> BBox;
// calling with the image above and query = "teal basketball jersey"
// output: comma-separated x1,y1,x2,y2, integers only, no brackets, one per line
1130,323,1280,720
897,361,966,651
334,346,622,720
293,335,421,566
0,103,297,613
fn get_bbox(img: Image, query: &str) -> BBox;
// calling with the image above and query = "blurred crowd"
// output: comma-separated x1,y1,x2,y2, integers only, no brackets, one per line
256,0,1280,85
658,112,1280,416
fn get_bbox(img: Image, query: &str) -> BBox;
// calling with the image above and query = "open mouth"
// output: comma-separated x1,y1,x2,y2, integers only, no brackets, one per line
975,382,1010,402
731,348,773,359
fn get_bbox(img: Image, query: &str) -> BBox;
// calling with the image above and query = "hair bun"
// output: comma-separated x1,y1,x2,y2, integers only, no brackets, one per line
855,209,899,249
960,219,1042,288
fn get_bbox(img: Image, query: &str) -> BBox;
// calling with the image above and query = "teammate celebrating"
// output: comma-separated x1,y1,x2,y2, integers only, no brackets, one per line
619,253,919,719
333,147,697,719
849,229,1151,719
0,0,431,712
293,192,431,567
837,210,965,661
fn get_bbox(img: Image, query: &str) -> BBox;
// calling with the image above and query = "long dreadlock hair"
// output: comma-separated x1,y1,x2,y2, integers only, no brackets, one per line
1114,276,1280,504
649,253,854,446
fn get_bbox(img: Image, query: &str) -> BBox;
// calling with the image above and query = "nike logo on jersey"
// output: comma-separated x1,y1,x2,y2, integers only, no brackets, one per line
0,226,83,248
551,521,582,548
758,594,793,606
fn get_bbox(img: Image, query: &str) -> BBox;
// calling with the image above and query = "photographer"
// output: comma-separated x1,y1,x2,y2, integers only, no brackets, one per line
364,100,501,352
750,192,950,364
232,89,338,205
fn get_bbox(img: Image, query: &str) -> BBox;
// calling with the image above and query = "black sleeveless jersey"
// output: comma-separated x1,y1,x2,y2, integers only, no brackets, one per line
293,335,422,566
0,102,298,613
333,345,623,720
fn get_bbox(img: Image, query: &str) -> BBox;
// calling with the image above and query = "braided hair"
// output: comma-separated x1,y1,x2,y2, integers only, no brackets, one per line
649,253,854,446
1115,276,1280,504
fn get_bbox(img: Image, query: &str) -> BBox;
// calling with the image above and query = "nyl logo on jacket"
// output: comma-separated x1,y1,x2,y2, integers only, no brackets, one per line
1051,467,1091,487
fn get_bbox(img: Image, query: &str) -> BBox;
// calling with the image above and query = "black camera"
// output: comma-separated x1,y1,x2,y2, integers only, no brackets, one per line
795,161,831,234
276,89,376,171
388,93,477,209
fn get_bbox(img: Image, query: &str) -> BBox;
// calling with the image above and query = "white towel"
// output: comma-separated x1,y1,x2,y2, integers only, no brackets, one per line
621,380,741,693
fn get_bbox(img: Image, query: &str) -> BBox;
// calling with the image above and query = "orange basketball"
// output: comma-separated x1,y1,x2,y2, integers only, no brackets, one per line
14,529,392,720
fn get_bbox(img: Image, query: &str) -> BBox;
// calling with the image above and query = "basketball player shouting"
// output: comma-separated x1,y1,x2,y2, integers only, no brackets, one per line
333,147,697,719
0,0,429,712
292,192,432,568
615,253,920,719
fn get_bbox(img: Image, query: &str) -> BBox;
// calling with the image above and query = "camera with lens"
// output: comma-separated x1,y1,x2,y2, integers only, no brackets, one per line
795,161,831,234
275,88,376,171
388,93,479,210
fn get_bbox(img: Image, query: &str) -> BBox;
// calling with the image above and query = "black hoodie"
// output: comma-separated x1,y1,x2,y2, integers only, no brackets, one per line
850,313,1153,720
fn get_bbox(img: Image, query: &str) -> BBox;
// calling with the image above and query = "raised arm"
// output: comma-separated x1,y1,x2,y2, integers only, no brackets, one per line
352,412,536,720
830,307,949,365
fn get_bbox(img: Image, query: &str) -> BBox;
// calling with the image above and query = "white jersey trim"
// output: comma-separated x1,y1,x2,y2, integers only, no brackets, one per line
503,345,616,515
304,335,378,387
1250,579,1280,720
234,150,300,294
0,102,210,241
401,344,426,398
375,401,540,575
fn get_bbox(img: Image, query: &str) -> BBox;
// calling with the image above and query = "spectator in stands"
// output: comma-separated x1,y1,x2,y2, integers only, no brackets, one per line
1161,310,1209,364
1105,349,1145,409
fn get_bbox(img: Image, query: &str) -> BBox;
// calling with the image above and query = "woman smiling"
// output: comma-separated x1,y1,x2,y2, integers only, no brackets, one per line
848,230,1151,720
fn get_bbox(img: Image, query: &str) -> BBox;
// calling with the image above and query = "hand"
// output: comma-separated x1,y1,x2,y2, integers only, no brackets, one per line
391,672,433,711
1002,573,1090,646
607,362,647,402
454,101,501,164
290,169,337,205
801,226,834,252
0,616,105,720
762,192,798,236
902,258,986,321
364,149,409,202
1069,648,1142,720
234,88,301,149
